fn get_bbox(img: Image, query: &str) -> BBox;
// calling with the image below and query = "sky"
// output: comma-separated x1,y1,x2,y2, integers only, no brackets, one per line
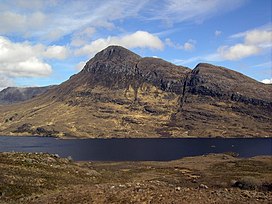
0,0,271,90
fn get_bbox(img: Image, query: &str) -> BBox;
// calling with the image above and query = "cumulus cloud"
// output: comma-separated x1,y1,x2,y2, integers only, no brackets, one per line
0,36,70,77
218,27,272,60
261,78,272,84
43,45,70,60
75,31,164,56
165,38,196,51
1,57,52,78
218,44,260,60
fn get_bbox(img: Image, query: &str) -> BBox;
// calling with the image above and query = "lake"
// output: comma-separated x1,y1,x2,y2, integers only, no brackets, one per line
0,136,271,161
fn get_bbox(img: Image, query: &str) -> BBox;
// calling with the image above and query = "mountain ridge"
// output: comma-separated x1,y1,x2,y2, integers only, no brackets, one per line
0,45,271,138
0,86,55,104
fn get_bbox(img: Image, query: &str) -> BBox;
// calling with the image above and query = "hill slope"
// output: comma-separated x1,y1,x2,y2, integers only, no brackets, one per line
0,46,271,138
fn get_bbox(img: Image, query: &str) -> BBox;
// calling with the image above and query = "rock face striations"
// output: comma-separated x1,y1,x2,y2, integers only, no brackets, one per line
0,46,271,138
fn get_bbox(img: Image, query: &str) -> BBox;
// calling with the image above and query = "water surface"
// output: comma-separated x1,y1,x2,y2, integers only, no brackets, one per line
0,136,271,161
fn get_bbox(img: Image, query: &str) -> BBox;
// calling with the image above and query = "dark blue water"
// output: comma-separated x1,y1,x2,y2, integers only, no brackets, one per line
0,136,271,161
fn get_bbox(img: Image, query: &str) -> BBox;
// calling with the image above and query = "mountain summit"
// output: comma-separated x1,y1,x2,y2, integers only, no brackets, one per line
0,46,271,138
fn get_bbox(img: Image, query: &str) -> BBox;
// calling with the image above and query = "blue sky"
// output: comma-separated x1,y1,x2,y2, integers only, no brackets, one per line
0,0,271,89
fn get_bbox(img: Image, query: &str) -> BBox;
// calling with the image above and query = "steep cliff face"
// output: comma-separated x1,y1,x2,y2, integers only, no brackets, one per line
51,46,189,101
0,46,271,138
186,63,271,107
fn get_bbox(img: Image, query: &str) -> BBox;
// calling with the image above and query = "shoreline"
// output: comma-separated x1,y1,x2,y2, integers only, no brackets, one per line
0,134,272,139
0,152,271,203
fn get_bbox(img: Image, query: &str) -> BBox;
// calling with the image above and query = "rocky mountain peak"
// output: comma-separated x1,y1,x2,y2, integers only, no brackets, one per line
98,45,141,60
82,45,141,73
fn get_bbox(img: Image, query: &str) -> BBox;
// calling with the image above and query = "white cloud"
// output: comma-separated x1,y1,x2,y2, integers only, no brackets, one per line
172,53,222,66
215,30,222,36
218,27,272,60
43,45,70,60
0,36,70,62
8,0,51,10
165,38,196,51
261,78,272,84
165,38,176,47
1,57,52,78
253,61,272,68
0,0,245,41
0,36,71,77
147,0,245,25
245,30,272,47
0,0,150,41
0,75,15,90
218,44,260,60
183,41,195,51
75,61,86,71
75,31,164,56
71,27,96,47
0,11,47,36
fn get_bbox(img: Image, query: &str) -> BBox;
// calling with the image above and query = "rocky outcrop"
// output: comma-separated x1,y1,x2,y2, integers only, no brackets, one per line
56,46,271,109
14,123,59,137
185,63,272,108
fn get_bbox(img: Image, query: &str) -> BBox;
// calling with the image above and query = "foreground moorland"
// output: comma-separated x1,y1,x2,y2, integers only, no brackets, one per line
0,152,271,203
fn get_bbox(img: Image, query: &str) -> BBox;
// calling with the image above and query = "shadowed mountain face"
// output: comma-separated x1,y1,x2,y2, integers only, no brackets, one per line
0,46,271,138
0,86,55,104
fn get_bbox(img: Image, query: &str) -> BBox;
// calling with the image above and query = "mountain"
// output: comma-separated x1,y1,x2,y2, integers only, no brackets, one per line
0,86,55,104
0,46,271,138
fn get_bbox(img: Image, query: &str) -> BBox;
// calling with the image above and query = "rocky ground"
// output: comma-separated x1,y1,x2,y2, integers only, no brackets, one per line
0,152,271,204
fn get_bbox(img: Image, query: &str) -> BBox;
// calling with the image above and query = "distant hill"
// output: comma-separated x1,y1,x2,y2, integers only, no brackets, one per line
0,46,271,138
0,86,55,104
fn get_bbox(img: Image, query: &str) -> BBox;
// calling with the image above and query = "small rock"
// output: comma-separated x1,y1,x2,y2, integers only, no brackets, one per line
184,188,190,192
192,179,197,183
175,187,181,191
53,154,60,158
25,158,33,164
67,156,73,162
230,180,237,186
199,184,208,189
46,157,56,163
241,191,251,198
